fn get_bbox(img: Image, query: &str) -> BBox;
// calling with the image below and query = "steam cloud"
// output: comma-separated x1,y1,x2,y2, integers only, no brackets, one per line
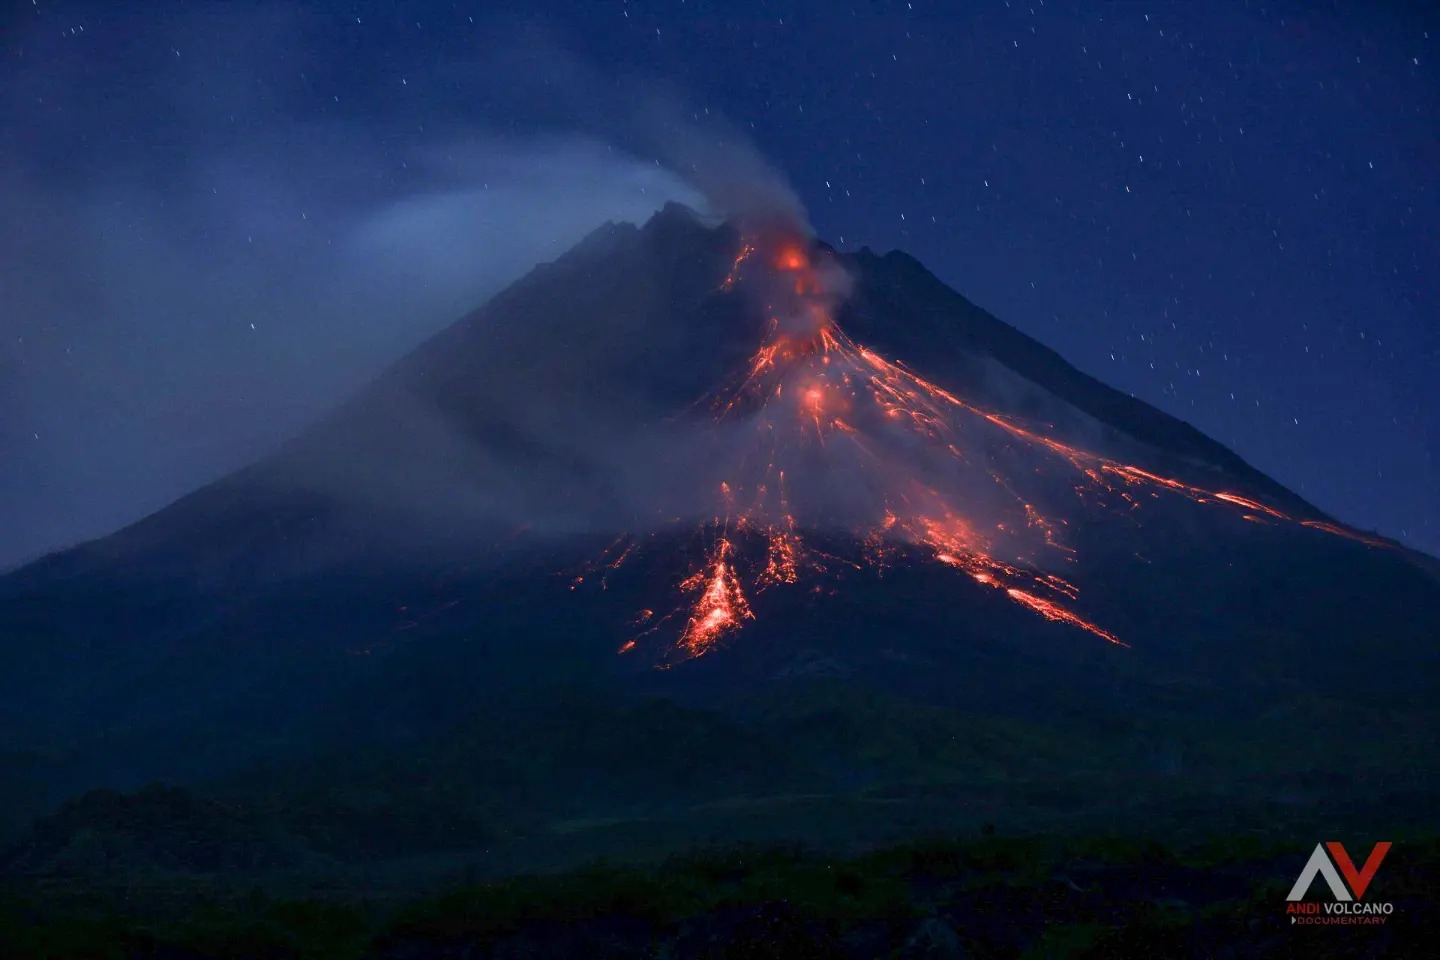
0,4,810,570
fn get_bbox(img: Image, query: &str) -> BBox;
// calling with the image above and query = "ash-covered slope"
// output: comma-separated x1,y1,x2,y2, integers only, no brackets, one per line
1,204,1436,847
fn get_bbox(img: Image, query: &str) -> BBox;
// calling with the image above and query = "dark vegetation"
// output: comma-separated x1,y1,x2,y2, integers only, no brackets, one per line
2,832,1435,958
1,681,1435,956
4,676,1433,873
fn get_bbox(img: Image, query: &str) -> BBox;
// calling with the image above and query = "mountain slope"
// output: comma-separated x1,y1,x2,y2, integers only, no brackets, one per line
1,204,1436,862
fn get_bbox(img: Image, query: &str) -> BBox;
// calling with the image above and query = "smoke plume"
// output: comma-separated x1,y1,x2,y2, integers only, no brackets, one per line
0,4,809,570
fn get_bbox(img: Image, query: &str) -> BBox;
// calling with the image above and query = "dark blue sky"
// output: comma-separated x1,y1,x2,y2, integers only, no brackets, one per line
2,0,1436,564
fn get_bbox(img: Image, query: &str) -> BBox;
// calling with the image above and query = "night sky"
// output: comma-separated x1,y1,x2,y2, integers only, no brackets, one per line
2,1,1435,569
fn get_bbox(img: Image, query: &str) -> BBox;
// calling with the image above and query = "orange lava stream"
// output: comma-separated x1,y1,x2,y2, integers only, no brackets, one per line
675,538,754,659
1004,589,1124,645
851,338,1390,550
757,476,803,589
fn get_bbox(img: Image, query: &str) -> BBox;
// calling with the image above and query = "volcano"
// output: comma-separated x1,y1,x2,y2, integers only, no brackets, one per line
2,204,1437,872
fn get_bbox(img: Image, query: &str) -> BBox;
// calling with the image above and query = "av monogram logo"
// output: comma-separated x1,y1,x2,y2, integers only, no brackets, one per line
1285,842,1394,925
1287,842,1391,901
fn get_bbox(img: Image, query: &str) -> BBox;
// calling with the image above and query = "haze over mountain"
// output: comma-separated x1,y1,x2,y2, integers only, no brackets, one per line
1,204,1436,877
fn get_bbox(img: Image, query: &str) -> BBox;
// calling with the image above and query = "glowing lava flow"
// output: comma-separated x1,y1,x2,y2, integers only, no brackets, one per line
675,538,754,658
580,234,1393,664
